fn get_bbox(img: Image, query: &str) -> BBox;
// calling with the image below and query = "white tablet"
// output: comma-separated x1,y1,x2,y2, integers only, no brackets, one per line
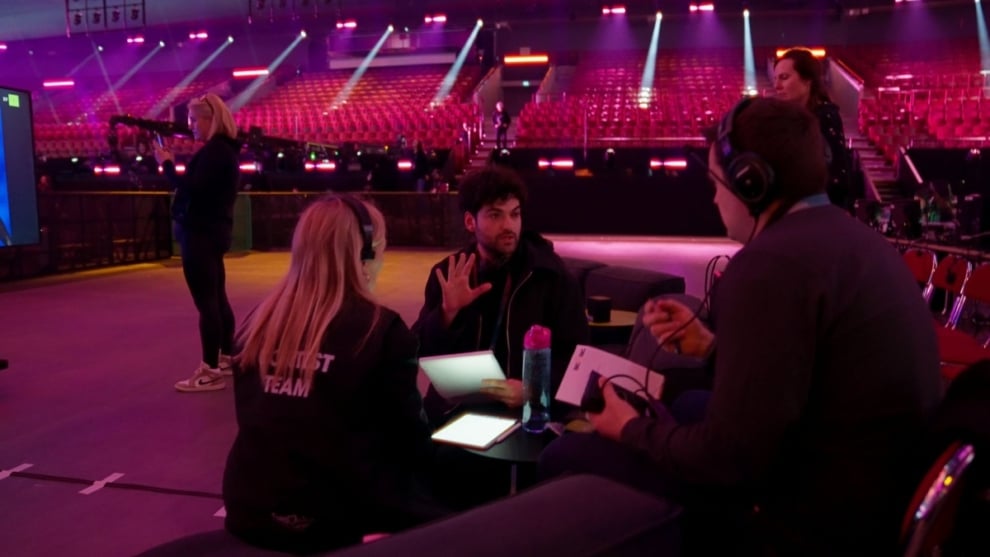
418,350,506,403
431,413,521,450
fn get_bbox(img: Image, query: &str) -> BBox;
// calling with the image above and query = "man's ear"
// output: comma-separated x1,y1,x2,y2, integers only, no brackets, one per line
464,211,476,233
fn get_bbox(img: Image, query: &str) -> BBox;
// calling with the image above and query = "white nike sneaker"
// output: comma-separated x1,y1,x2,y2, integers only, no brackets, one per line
174,363,226,392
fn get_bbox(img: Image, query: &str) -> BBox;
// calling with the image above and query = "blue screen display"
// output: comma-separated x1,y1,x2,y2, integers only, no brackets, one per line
0,85,39,247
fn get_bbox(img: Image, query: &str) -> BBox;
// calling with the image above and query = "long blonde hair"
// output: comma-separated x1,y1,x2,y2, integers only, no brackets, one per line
237,195,387,388
188,93,238,141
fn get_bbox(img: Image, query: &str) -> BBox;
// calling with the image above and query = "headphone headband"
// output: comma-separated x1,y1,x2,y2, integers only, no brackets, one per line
334,195,376,262
715,98,776,217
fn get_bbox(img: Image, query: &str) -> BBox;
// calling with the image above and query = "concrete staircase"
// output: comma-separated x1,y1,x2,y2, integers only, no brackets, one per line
465,115,519,172
845,116,901,203
462,65,568,173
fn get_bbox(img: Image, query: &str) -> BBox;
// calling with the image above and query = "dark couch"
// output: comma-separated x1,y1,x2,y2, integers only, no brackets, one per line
135,475,682,557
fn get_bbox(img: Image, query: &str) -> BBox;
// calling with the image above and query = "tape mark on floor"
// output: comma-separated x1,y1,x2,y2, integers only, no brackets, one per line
79,472,125,495
0,463,33,480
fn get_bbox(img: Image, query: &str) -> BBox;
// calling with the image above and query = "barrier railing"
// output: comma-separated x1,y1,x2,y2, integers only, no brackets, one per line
0,191,468,282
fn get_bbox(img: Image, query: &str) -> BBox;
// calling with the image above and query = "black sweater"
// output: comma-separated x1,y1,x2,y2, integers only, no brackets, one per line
621,205,942,555
814,101,853,209
164,134,240,239
413,231,589,417
223,299,431,528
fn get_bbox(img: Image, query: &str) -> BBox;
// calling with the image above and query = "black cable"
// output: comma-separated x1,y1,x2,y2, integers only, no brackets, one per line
9,471,93,486
597,373,656,416
622,254,727,409
8,471,223,499
106,482,222,500
640,280,715,401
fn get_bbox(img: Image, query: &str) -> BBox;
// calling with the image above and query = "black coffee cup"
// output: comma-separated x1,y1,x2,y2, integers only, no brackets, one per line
587,295,612,323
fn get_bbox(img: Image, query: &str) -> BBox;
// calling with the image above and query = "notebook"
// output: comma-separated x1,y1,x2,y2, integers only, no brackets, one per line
431,413,521,450
555,344,664,407
418,350,506,403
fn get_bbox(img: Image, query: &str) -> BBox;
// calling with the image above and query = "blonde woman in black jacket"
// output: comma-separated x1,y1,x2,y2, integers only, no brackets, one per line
155,93,240,392
222,195,436,554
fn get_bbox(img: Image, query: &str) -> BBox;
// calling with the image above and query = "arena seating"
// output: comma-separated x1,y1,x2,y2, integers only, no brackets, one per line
27,38,990,161
31,64,480,158
835,40,989,163
33,70,229,158
233,64,479,149
516,48,755,148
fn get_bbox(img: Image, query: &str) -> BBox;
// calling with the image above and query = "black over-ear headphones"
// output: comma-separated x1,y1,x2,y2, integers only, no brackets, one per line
334,194,376,261
715,97,777,217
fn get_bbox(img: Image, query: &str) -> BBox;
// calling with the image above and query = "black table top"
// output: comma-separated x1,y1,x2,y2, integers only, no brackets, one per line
464,425,558,463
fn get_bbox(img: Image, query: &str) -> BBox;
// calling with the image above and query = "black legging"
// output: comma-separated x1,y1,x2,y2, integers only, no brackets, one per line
495,126,508,150
179,230,234,368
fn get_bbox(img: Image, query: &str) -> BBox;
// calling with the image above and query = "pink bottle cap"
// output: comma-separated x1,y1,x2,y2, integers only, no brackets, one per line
523,324,551,350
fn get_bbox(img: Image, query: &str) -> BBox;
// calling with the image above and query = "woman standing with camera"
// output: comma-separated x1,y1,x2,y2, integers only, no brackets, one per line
154,93,241,392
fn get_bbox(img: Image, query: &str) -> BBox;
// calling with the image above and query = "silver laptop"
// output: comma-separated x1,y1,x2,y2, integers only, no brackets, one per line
418,350,506,403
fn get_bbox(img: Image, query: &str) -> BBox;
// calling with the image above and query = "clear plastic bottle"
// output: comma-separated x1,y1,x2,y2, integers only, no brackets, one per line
522,324,551,434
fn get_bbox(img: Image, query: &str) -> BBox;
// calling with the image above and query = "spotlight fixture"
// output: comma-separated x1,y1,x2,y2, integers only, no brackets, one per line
538,157,574,170
774,47,826,58
43,80,76,88
504,54,549,65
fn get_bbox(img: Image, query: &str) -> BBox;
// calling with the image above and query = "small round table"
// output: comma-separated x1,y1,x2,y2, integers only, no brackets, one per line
588,309,639,328
464,424,558,494
588,309,639,346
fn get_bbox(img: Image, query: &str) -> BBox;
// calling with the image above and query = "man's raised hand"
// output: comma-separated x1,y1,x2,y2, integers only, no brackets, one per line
438,252,493,327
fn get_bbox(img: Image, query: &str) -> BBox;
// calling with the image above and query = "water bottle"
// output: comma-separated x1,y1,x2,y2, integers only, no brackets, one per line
522,324,551,434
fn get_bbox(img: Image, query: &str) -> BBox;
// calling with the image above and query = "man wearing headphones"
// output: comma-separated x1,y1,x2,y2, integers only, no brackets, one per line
540,98,941,556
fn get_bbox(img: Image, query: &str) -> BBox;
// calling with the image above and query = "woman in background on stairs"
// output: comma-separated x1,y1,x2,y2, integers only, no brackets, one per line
774,48,854,211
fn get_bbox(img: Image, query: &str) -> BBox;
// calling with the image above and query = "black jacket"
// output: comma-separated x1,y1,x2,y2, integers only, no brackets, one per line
814,101,852,209
223,298,432,531
492,109,511,130
621,205,941,556
164,134,240,241
413,231,589,418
